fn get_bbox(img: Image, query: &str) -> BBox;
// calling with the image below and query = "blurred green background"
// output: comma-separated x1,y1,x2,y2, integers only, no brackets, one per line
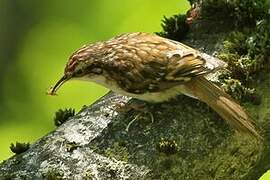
0,0,189,161
0,0,269,179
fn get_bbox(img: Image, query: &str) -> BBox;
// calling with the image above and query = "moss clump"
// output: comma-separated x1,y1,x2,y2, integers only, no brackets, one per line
218,19,269,103
156,14,189,41
43,169,64,180
200,0,269,27
105,142,129,162
218,30,267,82
156,138,178,155
221,78,261,104
10,142,30,154
54,108,75,127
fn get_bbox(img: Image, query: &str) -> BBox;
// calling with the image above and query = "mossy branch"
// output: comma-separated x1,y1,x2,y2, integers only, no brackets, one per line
0,0,270,179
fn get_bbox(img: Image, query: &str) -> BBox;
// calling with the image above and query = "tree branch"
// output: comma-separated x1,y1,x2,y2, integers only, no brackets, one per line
1,1,269,179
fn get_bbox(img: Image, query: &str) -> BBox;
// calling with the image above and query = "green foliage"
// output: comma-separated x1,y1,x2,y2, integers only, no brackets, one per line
10,142,30,154
156,14,189,41
156,138,178,155
247,20,270,59
54,108,75,127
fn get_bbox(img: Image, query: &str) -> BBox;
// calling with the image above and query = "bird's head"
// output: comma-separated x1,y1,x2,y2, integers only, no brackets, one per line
48,43,105,95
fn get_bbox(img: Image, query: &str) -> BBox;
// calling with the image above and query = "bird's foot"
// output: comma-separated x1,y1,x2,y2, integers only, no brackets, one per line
125,110,154,132
113,101,154,131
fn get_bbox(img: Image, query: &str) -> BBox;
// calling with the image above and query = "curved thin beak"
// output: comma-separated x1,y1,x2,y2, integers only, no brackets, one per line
47,74,70,96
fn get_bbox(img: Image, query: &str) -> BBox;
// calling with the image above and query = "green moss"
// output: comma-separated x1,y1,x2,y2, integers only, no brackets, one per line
200,0,268,27
221,78,261,104
54,108,75,127
10,142,30,154
218,19,269,103
156,14,189,41
105,142,129,162
2,174,13,180
221,31,248,54
156,138,178,155
43,169,64,180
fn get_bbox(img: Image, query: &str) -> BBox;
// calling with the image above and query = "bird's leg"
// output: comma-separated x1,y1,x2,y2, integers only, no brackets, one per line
125,105,155,132
113,101,155,131
125,113,142,132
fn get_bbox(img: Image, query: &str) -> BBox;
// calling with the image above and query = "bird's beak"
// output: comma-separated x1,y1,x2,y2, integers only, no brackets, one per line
47,74,70,96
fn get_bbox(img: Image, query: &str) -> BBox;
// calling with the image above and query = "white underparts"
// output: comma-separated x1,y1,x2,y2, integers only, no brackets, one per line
78,75,197,103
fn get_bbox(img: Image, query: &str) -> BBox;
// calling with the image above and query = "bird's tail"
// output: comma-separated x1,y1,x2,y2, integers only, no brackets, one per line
185,77,262,140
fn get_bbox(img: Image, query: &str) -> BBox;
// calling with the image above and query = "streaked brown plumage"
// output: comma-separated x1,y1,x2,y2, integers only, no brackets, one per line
49,32,261,139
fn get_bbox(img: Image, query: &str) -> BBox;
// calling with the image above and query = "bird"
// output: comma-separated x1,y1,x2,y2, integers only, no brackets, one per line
48,32,261,139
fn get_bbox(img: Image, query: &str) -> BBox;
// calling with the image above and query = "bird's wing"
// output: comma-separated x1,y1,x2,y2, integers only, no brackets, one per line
104,33,227,94
165,46,227,82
